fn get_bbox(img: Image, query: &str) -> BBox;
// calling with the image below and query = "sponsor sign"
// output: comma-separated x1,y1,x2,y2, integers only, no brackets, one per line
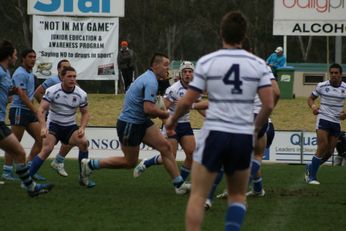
0,128,335,164
274,0,346,35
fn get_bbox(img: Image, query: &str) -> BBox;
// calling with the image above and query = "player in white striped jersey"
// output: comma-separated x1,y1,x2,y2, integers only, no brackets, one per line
166,11,274,231
29,66,95,188
305,63,346,185
133,61,202,182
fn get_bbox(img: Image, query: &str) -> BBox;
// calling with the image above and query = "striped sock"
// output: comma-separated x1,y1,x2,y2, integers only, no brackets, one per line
250,159,261,180
253,177,263,193
172,175,184,188
89,159,100,170
15,163,35,191
180,166,190,181
2,165,13,175
55,154,65,164
225,202,246,231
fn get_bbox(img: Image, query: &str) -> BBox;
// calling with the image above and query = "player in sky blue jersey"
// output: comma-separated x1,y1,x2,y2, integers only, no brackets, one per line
0,40,53,196
34,59,72,177
81,53,190,194
2,48,46,181
166,12,274,230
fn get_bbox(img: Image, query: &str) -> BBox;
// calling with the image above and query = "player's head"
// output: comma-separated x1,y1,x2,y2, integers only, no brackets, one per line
0,40,17,67
179,61,194,84
61,66,77,89
21,48,36,70
57,59,71,75
150,53,170,80
220,11,247,46
329,63,343,86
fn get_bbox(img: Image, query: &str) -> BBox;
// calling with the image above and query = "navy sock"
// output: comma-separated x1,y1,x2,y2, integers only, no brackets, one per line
309,155,321,180
144,155,160,168
250,159,261,181
208,170,224,201
253,177,263,192
225,202,246,231
29,156,45,177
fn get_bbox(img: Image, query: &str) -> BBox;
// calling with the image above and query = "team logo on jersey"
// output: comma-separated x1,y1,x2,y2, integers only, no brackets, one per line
326,88,329,92
73,97,77,102
55,93,60,99
342,90,345,94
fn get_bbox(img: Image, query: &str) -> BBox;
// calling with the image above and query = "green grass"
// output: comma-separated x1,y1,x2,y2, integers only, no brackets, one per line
1,158,346,231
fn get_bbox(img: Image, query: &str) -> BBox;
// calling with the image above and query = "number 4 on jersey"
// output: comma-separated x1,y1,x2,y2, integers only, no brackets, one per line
223,64,242,94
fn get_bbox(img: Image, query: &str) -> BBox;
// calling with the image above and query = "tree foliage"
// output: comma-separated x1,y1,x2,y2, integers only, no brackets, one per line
0,0,344,75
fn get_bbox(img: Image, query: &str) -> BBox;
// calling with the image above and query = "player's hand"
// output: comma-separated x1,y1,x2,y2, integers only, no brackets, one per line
77,128,85,138
340,111,346,120
159,111,169,120
311,105,319,115
165,116,176,132
40,127,48,138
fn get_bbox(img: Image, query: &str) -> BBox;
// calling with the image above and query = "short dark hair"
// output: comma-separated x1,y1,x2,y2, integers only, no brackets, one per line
21,48,36,59
57,59,69,69
329,63,343,74
0,40,15,62
220,11,247,45
61,66,76,76
150,53,168,67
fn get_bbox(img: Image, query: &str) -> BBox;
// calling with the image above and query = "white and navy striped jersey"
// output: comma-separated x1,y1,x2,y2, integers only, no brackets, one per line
190,49,272,134
253,65,276,114
164,80,191,123
312,80,346,123
43,84,88,126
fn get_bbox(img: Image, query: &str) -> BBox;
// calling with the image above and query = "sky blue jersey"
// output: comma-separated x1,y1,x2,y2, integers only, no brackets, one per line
42,75,61,90
0,66,13,121
118,69,158,124
10,66,35,110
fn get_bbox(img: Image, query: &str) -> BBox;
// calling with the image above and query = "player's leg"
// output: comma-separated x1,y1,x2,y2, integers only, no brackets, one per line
248,134,266,196
142,125,188,192
225,169,250,231
185,162,217,230
29,133,56,177
179,133,195,181
1,152,17,181
306,129,328,183
26,121,46,180
50,143,73,177
0,129,53,196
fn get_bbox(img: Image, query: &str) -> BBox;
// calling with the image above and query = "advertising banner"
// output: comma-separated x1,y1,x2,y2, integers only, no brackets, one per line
33,15,119,80
27,0,125,17
274,0,346,35
0,128,335,164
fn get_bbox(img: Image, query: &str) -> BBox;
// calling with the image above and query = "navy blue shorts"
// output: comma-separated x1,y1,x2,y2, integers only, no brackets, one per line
0,122,11,141
194,129,253,175
116,119,154,146
9,108,38,126
317,118,341,137
168,122,194,141
48,122,79,145
266,122,275,148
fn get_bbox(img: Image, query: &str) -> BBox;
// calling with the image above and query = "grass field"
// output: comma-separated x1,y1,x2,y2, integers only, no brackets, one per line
84,94,346,131
1,159,346,231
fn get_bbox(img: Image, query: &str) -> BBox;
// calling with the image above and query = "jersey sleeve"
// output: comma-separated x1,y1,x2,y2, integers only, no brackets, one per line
189,60,206,93
12,73,27,90
312,83,321,97
143,79,157,103
164,85,176,102
42,78,55,90
43,86,53,102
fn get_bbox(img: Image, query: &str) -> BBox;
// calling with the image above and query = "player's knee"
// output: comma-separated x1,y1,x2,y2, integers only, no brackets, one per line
77,140,88,151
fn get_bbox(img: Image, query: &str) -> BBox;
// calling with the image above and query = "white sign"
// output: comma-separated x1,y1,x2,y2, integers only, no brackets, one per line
33,15,119,80
27,0,125,17
274,0,346,35
0,128,335,164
